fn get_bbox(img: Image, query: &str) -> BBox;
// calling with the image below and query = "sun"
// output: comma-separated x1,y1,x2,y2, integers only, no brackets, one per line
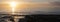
9,1,18,14
8,1,23,14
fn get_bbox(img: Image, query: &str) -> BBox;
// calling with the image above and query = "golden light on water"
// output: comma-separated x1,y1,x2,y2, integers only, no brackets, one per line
9,1,18,14
0,0,25,14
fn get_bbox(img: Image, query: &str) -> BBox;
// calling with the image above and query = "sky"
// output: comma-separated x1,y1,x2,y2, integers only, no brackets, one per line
0,0,59,2
0,0,60,14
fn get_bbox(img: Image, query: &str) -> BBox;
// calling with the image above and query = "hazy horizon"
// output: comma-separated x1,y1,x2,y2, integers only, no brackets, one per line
0,0,60,14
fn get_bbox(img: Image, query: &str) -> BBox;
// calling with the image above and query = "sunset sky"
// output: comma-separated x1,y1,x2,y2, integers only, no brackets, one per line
0,0,60,13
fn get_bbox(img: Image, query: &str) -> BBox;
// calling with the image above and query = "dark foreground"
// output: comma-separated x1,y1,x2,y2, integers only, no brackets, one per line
0,14,60,22
19,14,60,22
